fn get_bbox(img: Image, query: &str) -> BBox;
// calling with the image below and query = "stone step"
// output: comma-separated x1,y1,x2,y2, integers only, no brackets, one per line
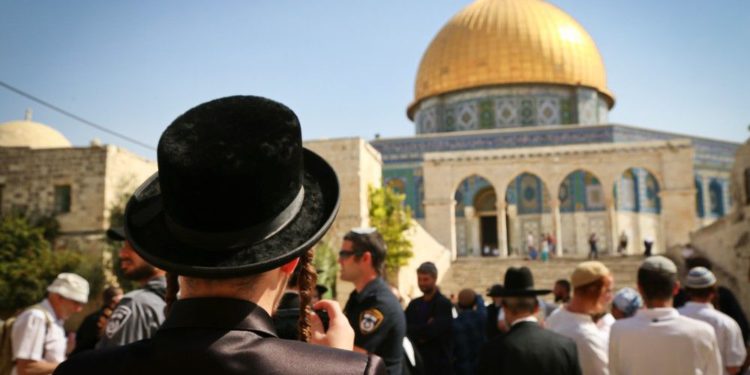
438,255,644,300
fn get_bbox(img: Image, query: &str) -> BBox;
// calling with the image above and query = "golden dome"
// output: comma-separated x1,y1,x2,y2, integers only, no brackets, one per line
0,119,72,149
409,0,613,118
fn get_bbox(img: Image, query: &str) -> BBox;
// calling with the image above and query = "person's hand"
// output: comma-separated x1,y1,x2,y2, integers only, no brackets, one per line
309,299,354,351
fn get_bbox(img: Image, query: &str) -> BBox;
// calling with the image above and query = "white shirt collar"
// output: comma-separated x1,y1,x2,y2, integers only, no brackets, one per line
562,306,597,323
511,315,538,327
636,307,679,322
40,298,62,323
684,301,714,310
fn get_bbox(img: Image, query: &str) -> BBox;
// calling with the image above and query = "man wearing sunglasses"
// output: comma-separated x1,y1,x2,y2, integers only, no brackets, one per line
341,228,407,375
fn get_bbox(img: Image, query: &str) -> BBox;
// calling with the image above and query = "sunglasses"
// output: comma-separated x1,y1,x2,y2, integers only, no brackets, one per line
338,250,360,259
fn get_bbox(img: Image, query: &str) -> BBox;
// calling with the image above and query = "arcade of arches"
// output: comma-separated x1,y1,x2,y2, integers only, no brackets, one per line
422,140,696,259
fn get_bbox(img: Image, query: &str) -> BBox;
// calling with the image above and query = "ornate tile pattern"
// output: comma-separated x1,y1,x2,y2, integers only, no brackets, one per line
537,97,561,125
495,97,519,128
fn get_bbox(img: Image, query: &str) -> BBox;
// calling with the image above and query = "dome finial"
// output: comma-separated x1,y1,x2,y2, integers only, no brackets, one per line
24,108,33,121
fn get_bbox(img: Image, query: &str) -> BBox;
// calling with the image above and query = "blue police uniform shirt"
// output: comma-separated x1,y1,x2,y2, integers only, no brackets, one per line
344,277,406,375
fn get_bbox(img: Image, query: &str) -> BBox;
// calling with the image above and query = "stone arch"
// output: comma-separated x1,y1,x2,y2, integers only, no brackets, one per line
558,169,605,213
453,174,498,257
614,167,661,213
504,172,552,257
556,169,610,256
613,167,663,255
614,165,664,192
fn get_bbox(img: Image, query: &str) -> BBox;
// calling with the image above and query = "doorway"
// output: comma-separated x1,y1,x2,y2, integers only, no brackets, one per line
480,216,498,256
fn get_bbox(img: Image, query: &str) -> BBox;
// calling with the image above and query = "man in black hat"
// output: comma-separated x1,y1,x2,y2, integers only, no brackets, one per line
97,227,166,349
54,96,385,375
341,228,406,375
478,267,582,375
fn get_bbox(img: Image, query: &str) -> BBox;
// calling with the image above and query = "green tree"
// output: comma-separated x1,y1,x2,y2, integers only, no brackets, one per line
368,185,413,282
313,238,338,299
0,215,81,316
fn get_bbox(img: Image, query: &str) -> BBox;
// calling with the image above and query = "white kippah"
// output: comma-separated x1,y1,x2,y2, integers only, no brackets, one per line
685,266,716,289
639,255,677,275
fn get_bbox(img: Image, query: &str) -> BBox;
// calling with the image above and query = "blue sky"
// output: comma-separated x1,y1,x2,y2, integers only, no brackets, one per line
1,1,748,159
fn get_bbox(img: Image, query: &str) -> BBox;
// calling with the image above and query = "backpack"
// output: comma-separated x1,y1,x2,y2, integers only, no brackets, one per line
0,305,53,375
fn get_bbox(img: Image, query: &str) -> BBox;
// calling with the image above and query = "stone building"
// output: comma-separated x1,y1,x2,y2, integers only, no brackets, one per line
1,0,741,302
369,0,738,260
689,139,750,315
0,113,156,246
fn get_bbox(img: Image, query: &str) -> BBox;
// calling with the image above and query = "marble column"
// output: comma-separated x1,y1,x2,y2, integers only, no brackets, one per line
701,176,711,221
550,198,563,256
607,197,618,254
497,201,508,257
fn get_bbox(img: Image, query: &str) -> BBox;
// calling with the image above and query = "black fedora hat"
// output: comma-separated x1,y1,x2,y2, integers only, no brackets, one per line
498,267,551,297
106,227,126,241
123,96,339,277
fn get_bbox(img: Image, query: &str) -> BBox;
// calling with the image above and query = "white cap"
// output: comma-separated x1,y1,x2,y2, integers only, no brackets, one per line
47,273,89,304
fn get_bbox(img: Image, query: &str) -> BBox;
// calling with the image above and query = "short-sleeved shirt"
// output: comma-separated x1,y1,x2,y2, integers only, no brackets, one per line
11,299,66,375
345,277,406,375
609,308,722,375
97,276,166,349
546,307,609,375
679,302,747,373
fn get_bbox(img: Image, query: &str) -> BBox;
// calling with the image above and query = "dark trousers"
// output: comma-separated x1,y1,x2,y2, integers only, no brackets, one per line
588,244,598,259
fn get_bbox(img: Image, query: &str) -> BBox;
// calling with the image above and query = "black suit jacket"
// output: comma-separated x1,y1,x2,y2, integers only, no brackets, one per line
478,321,582,375
404,290,455,374
55,298,385,375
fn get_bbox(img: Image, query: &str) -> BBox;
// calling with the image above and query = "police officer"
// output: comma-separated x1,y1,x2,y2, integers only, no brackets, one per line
97,227,166,348
341,228,406,375
54,95,385,375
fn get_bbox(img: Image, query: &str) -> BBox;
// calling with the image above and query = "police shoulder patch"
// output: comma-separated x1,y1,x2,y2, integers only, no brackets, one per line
105,304,132,338
359,308,384,335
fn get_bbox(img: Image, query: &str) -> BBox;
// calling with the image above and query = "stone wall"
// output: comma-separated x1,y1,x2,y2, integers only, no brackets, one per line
103,145,157,225
690,139,750,314
0,146,109,232
0,144,157,234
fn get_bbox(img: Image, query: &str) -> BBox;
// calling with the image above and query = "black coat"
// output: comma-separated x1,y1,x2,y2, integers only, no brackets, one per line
478,321,582,375
55,298,385,375
404,291,455,375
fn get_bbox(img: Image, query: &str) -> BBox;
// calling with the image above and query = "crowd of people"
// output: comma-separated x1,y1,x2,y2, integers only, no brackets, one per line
4,96,749,375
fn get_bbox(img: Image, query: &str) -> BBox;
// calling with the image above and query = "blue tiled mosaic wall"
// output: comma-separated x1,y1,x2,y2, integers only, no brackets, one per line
413,86,608,134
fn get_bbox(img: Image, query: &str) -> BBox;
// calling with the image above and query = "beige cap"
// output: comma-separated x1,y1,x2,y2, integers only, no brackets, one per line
571,261,611,288
639,255,677,276
47,273,89,304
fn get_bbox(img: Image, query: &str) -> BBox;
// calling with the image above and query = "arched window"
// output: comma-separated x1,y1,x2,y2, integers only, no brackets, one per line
559,170,604,212
709,179,724,216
